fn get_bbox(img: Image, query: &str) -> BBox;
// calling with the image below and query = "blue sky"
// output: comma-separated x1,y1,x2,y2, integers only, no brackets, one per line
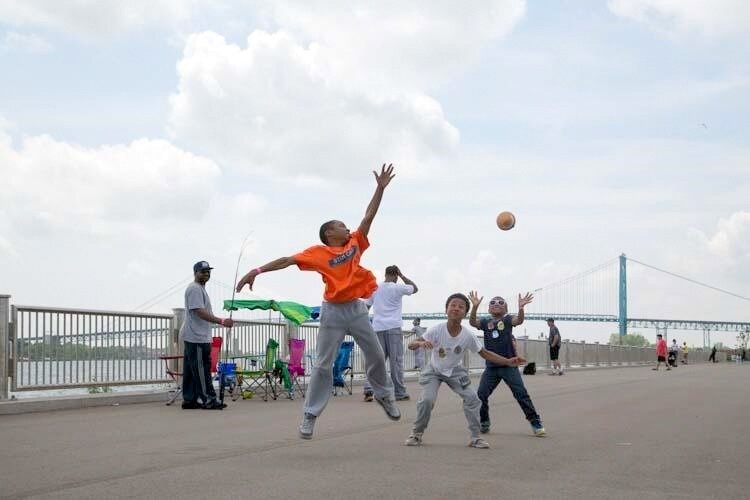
1,1,748,345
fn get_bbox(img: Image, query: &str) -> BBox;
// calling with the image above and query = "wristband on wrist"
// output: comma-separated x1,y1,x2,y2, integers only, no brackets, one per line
219,318,225,326
254,267,263,275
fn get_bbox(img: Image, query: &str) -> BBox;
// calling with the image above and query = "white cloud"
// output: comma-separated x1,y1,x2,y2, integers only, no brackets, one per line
0,0,206,39
608,0,750,38
690,211,750,267
168,30,460,181
0,130,222,240
167,1,525,181
258,0,526,89
1,31,53,53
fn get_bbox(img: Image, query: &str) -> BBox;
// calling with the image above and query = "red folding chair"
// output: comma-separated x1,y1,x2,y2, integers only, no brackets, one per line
159,336,223,406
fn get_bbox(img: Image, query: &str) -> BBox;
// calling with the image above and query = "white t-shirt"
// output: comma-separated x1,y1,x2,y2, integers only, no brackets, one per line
368,282,415,331
423,322,482,376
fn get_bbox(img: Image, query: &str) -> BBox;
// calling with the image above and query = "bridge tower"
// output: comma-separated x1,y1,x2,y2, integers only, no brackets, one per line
619,253,627,338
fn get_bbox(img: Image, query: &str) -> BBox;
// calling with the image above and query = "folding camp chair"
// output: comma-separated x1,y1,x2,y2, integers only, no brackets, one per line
285,338,306,399
211,337,240,400
234,339,279,401
159,354,183,405
332,341,354,396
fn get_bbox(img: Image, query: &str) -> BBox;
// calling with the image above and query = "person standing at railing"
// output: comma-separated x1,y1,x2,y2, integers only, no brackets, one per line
235,164,402,440
547,318,563,376
409,318,427,370
469,290,546,437
362,265,418,402
681,342,689,364
180,261,234,410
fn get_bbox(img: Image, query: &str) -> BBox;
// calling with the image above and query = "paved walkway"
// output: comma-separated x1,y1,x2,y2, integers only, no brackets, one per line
1,364,748,499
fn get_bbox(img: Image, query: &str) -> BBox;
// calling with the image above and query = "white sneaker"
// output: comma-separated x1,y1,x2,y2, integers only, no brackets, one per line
375,394,401,421
299,413,316,439
404,432,423,446
468,437,490,449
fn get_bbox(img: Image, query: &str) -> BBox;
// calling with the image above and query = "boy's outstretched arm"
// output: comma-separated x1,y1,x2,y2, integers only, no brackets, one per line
236,256,297,292
479,348,522,367
511,292,534,326
468,290,483,329
358,163,395,238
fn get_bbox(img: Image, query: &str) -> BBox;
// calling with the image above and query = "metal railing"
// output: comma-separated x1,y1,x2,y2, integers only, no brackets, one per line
10,305,175,391
0,294,714,397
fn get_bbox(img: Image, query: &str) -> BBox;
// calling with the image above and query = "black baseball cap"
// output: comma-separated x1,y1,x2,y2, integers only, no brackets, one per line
193,261,214,273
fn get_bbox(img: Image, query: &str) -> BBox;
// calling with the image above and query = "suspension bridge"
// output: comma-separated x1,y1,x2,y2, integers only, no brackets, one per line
136,254,750,348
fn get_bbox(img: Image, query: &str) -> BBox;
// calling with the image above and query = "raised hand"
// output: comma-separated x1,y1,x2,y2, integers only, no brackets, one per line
518,292,534,308
469,290,483,308
373,163,395,189
236,272,256,292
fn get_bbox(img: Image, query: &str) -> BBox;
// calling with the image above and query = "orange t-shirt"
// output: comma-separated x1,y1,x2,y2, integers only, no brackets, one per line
293,230,377,303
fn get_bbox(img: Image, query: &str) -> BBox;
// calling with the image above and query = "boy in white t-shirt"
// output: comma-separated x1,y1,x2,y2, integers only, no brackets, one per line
404,293,524,449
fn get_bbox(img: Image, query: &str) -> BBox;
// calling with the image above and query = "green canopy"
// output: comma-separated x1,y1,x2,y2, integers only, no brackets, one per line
223,299,313,326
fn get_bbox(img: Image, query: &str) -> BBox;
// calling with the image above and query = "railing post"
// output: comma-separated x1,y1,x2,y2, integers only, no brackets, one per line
581,341,587,367
594,342,600,366
282,320,299,359
170,308,185,374
564,339,570,369
0,295,9,400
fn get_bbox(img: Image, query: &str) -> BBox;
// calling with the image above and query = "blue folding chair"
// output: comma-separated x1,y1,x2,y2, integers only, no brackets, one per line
332,341,354,396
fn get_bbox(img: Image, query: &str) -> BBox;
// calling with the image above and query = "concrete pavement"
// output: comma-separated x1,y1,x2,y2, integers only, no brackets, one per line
1,363,748,499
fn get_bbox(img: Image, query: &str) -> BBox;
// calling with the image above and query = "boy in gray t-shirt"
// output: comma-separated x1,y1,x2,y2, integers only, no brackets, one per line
404,293,523,449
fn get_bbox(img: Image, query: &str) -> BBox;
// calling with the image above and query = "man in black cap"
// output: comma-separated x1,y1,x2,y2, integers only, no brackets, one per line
180,260,234,409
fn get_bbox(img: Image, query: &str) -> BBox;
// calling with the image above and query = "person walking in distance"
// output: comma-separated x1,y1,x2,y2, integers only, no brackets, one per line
362,265,418,402
547,318,563,375
180,261,234,410
235,164,402,439
652,334,671,371
708,345,717,363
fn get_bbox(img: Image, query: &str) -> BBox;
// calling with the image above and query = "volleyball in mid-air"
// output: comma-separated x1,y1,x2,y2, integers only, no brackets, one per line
496,211,516,231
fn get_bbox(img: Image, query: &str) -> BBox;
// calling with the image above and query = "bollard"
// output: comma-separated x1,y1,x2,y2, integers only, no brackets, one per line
0,295,9,400
564,339,571,369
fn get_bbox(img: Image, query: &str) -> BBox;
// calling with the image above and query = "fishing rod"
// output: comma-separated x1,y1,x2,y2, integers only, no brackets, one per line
220,231,254,405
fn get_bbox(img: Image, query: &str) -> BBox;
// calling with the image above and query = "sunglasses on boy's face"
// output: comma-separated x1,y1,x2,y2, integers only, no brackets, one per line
489,299,505,306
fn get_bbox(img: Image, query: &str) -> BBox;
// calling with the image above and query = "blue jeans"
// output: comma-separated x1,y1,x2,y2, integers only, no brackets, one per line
477,365,540,425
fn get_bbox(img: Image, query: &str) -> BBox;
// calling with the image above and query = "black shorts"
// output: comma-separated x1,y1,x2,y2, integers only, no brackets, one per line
550,346,560,360
657,355,666,362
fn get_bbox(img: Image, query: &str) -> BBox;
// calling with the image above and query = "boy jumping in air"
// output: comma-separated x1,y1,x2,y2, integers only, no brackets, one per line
236,164,401,439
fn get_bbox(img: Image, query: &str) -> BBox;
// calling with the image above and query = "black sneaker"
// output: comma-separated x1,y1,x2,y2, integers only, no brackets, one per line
201,400,225,410
363,391,374,402
181,401,202,410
